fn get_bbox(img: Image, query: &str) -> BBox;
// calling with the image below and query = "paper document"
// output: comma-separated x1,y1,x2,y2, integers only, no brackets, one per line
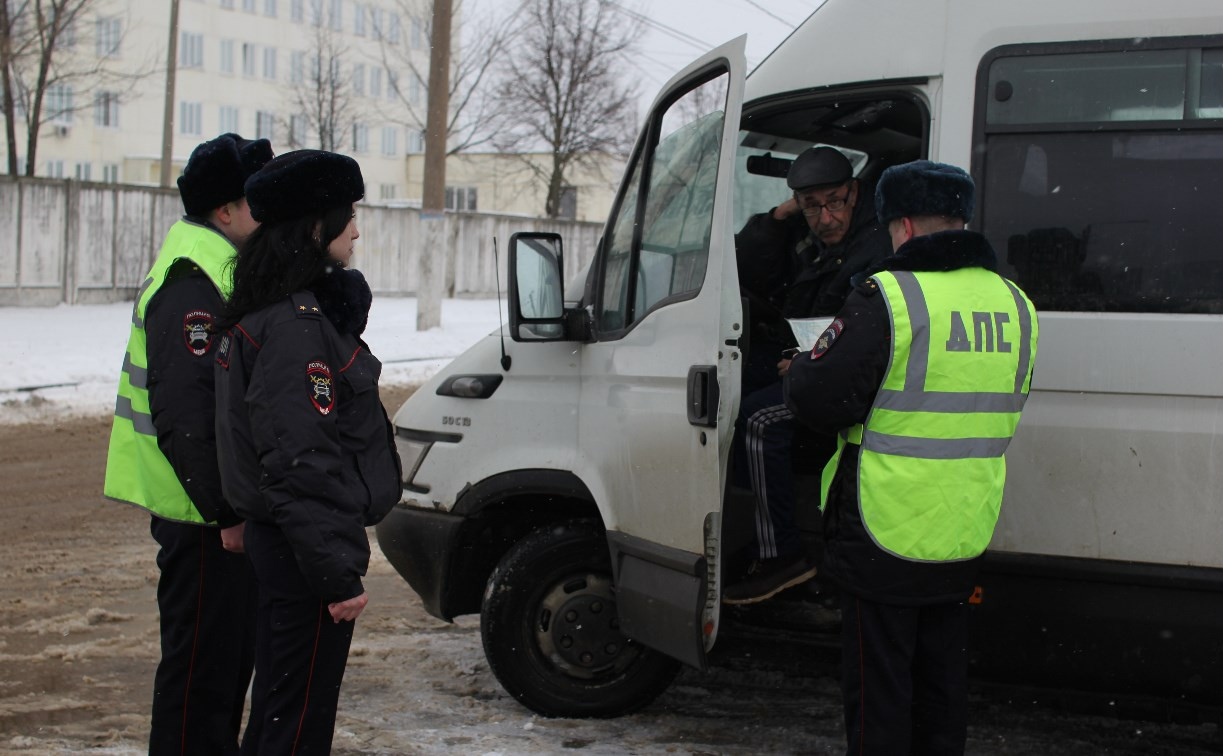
787,317,835,352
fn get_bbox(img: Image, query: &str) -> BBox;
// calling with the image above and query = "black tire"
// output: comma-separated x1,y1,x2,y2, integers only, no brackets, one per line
480,519,681,718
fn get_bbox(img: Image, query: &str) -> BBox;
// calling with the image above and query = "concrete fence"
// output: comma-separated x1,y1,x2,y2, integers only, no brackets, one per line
0,176,604,306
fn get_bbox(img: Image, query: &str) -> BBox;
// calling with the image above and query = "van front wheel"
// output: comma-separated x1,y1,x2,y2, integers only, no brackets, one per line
480,520,681,717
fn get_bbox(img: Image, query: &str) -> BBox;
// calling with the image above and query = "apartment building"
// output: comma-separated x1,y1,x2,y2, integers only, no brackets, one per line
8,0,431,200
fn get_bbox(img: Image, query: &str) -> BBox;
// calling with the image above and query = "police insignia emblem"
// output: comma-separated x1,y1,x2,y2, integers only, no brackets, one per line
183,311,214,356
306,360,335,415
810,318,845,360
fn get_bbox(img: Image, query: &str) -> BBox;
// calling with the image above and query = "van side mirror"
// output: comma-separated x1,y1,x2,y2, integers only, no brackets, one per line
508,232,567,341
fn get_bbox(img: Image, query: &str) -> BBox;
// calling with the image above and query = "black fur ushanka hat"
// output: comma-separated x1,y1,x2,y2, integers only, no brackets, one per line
243,149,365,224
177,133,273,216
875,159,975,225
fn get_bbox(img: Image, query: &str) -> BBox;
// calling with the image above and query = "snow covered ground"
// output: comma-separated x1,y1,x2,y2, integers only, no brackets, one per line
0,297,502,425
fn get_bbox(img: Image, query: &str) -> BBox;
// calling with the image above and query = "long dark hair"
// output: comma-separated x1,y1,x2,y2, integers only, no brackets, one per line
218,203,353,329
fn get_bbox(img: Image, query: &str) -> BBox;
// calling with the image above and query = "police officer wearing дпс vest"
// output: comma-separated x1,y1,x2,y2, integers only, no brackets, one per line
103,133,272,755
785,161,1039,756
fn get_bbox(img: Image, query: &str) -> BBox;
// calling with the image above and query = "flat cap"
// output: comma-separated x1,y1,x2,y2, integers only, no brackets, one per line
177,133,274,216
875,160,975,224
788,146,853,191
244,149,365,224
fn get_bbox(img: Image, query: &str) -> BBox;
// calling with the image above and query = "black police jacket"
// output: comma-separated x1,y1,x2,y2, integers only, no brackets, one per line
784,230,1001,605
145,247,239,527
214,268,401,603
735,181,892,341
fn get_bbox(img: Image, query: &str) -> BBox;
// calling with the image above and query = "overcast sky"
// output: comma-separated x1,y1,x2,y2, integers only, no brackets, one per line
629,0,826,91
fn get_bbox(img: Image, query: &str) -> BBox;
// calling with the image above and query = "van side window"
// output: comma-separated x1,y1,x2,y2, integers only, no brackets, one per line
975,42,1223,314
597,72,730,335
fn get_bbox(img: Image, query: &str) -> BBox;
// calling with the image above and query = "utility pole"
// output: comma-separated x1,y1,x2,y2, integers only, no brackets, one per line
416,0,452,330
159,0,180,188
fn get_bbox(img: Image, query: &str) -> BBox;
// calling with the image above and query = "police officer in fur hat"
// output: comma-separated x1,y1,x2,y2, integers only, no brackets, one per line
785,160,1039,755
103,132,273,754
213,150,401,754
724,146,892,606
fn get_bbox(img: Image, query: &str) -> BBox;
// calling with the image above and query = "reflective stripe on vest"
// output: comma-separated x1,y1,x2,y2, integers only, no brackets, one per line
103,220,234,524
820,267,1039,563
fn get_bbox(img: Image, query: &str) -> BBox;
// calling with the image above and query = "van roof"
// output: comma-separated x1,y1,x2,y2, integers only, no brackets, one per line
746,0,1223,104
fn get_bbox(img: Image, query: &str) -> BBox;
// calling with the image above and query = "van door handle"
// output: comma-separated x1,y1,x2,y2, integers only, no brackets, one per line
687,365,719,428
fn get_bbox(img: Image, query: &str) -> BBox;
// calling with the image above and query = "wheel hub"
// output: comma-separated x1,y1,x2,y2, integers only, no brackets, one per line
536,574,636,679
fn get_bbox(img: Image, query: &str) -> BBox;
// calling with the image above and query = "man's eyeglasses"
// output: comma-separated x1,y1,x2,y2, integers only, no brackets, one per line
797,187,852,215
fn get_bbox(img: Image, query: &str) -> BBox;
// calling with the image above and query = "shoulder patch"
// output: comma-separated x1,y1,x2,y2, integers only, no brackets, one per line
215,331,232,370
854,278,880,297
306,359,335,415
183,310,215,356
810,318,845,360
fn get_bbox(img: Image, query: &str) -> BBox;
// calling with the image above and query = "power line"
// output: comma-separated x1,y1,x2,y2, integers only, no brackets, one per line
606,1,712,53
737,0,797,27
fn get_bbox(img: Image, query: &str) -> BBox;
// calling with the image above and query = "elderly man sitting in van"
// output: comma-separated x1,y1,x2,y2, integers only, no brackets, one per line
727,146,892,605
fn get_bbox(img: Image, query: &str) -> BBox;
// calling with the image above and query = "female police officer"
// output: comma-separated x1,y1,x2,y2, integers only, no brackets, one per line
213,149,401,754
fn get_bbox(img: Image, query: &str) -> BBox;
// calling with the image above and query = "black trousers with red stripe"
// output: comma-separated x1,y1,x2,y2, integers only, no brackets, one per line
839,594,969,756
149,516,257,756
242,520,355,756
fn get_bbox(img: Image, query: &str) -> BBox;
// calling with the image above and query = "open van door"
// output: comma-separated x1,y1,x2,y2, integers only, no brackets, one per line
579,38,746,669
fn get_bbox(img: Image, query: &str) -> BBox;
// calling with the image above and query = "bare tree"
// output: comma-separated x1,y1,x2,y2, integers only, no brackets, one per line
375,0,514,155
493,0,641,218
285,20,364,152
1,0,155,176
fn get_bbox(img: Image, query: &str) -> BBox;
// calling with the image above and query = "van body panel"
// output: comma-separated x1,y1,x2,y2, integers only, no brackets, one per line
396,333,582,513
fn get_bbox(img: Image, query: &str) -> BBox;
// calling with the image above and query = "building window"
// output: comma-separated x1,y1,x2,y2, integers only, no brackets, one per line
409,72,421,105
74,162,91,181
220,0,234,8
445,186,477,212
46,84,73,126
381,125,397,156
180,101,202,135
94,91,119,127
256,110,276,140
309,0,323,26
557,186,578,220
243,0,256,11
102,164,120,183
45,160,65,178
265,0,277,16
263,47,277,79
388,13,401,44
220,39,235,74
219,105,240,133
289,113,307,147
353,3,365,36
96,17,120,57
411,16,422,49
289,50,305,83
352,63,365,95
180,31,203,68
379,183,397,200
369,66,382,98
242,43,257,77
329,0,342,29
291,0,303,21
406,129,424,154
352,122,368,152
370,7,384,40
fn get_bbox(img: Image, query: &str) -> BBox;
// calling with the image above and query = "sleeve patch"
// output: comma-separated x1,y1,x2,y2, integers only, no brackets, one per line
306,359,335,415
183,310,215,356
215,331,232,370
810,318,845,360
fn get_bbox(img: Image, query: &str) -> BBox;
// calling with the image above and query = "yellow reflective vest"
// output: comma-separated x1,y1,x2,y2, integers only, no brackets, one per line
821,267,1039,562
103,220,234,524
